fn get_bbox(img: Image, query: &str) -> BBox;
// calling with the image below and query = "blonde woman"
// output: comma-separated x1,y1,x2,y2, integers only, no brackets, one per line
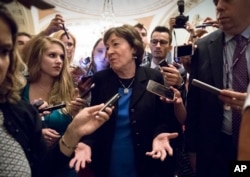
21,36,85,177
52,30,76,64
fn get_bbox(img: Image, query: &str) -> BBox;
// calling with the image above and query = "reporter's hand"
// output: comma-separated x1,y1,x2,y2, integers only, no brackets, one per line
42,14,65,35
161,64,183,86
70,88,87,116
61,104,113,157
169,17,176,31
160,86,182,104
78,77,93,96
69,104,113,137
42,128,61,147
70,66,86,85
32,99,50,118
203,17,219,28
219,89,247,110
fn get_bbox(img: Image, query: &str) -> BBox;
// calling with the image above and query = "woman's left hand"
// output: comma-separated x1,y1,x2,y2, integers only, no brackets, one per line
69,142,92,172
145,132,178,161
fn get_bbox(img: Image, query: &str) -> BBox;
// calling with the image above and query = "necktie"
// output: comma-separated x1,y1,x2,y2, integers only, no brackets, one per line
232,35,249,146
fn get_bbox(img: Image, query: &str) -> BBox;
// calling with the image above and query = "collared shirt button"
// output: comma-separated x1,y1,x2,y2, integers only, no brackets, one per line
7,121,11,125
137,143,140,146
27,148,31,152
131,109,135,113
136,132,140,135
15,129,19,133
132,120,136,124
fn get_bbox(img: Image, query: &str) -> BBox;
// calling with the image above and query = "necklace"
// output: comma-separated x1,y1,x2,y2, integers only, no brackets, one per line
118,78,135,94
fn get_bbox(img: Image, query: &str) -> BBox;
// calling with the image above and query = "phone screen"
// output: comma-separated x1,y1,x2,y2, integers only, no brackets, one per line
158,59,169,67
81,75,93,83
175,44,193,58
146,80,174,99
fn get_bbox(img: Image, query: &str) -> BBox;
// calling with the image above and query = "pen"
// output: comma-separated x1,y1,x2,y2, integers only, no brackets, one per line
62,24,70,39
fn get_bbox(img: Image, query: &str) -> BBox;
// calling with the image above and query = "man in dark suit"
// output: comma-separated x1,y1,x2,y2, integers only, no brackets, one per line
185,0,250,177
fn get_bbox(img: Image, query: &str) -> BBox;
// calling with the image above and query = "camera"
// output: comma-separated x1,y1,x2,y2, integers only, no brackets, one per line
174,0,189,29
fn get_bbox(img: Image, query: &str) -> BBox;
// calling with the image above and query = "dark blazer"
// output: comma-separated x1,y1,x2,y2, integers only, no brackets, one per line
185,29,231,177
86,67,182,177
0,101,70,177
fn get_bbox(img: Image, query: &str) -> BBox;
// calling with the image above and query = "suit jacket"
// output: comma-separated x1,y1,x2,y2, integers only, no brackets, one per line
85,67,182,177
185,29,230,177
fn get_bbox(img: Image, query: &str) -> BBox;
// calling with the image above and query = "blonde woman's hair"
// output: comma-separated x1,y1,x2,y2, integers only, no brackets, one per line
0,5,27,103
52,30,76,63
25,36,75,114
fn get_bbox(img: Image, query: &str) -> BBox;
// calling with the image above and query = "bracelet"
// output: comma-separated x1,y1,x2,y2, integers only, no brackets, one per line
60,135,77,150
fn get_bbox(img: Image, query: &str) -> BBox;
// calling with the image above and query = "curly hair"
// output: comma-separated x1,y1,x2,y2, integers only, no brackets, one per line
0,5,27,103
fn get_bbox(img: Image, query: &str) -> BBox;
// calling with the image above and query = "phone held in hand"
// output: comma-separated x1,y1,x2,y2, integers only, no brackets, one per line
158,59,169,67
33,100,44,109
174,44,193,58
99,93,121,112
81,75,93,83
80,83,95,98
39,102,66,113
191,79,221,95
146,80,174,100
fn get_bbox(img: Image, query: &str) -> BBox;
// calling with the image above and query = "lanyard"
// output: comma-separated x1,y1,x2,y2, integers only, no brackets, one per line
224,38,250,88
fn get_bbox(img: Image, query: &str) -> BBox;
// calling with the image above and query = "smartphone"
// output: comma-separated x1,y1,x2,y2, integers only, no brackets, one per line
80,83,95,98
191,79,221,95
146,80,174,100
39,102,66,113
81,75,93,83
99,93,121,112
174,44,193,58
158,59,169,67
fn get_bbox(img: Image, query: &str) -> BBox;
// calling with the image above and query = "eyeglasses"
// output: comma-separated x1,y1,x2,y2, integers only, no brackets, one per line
150,39,169,46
